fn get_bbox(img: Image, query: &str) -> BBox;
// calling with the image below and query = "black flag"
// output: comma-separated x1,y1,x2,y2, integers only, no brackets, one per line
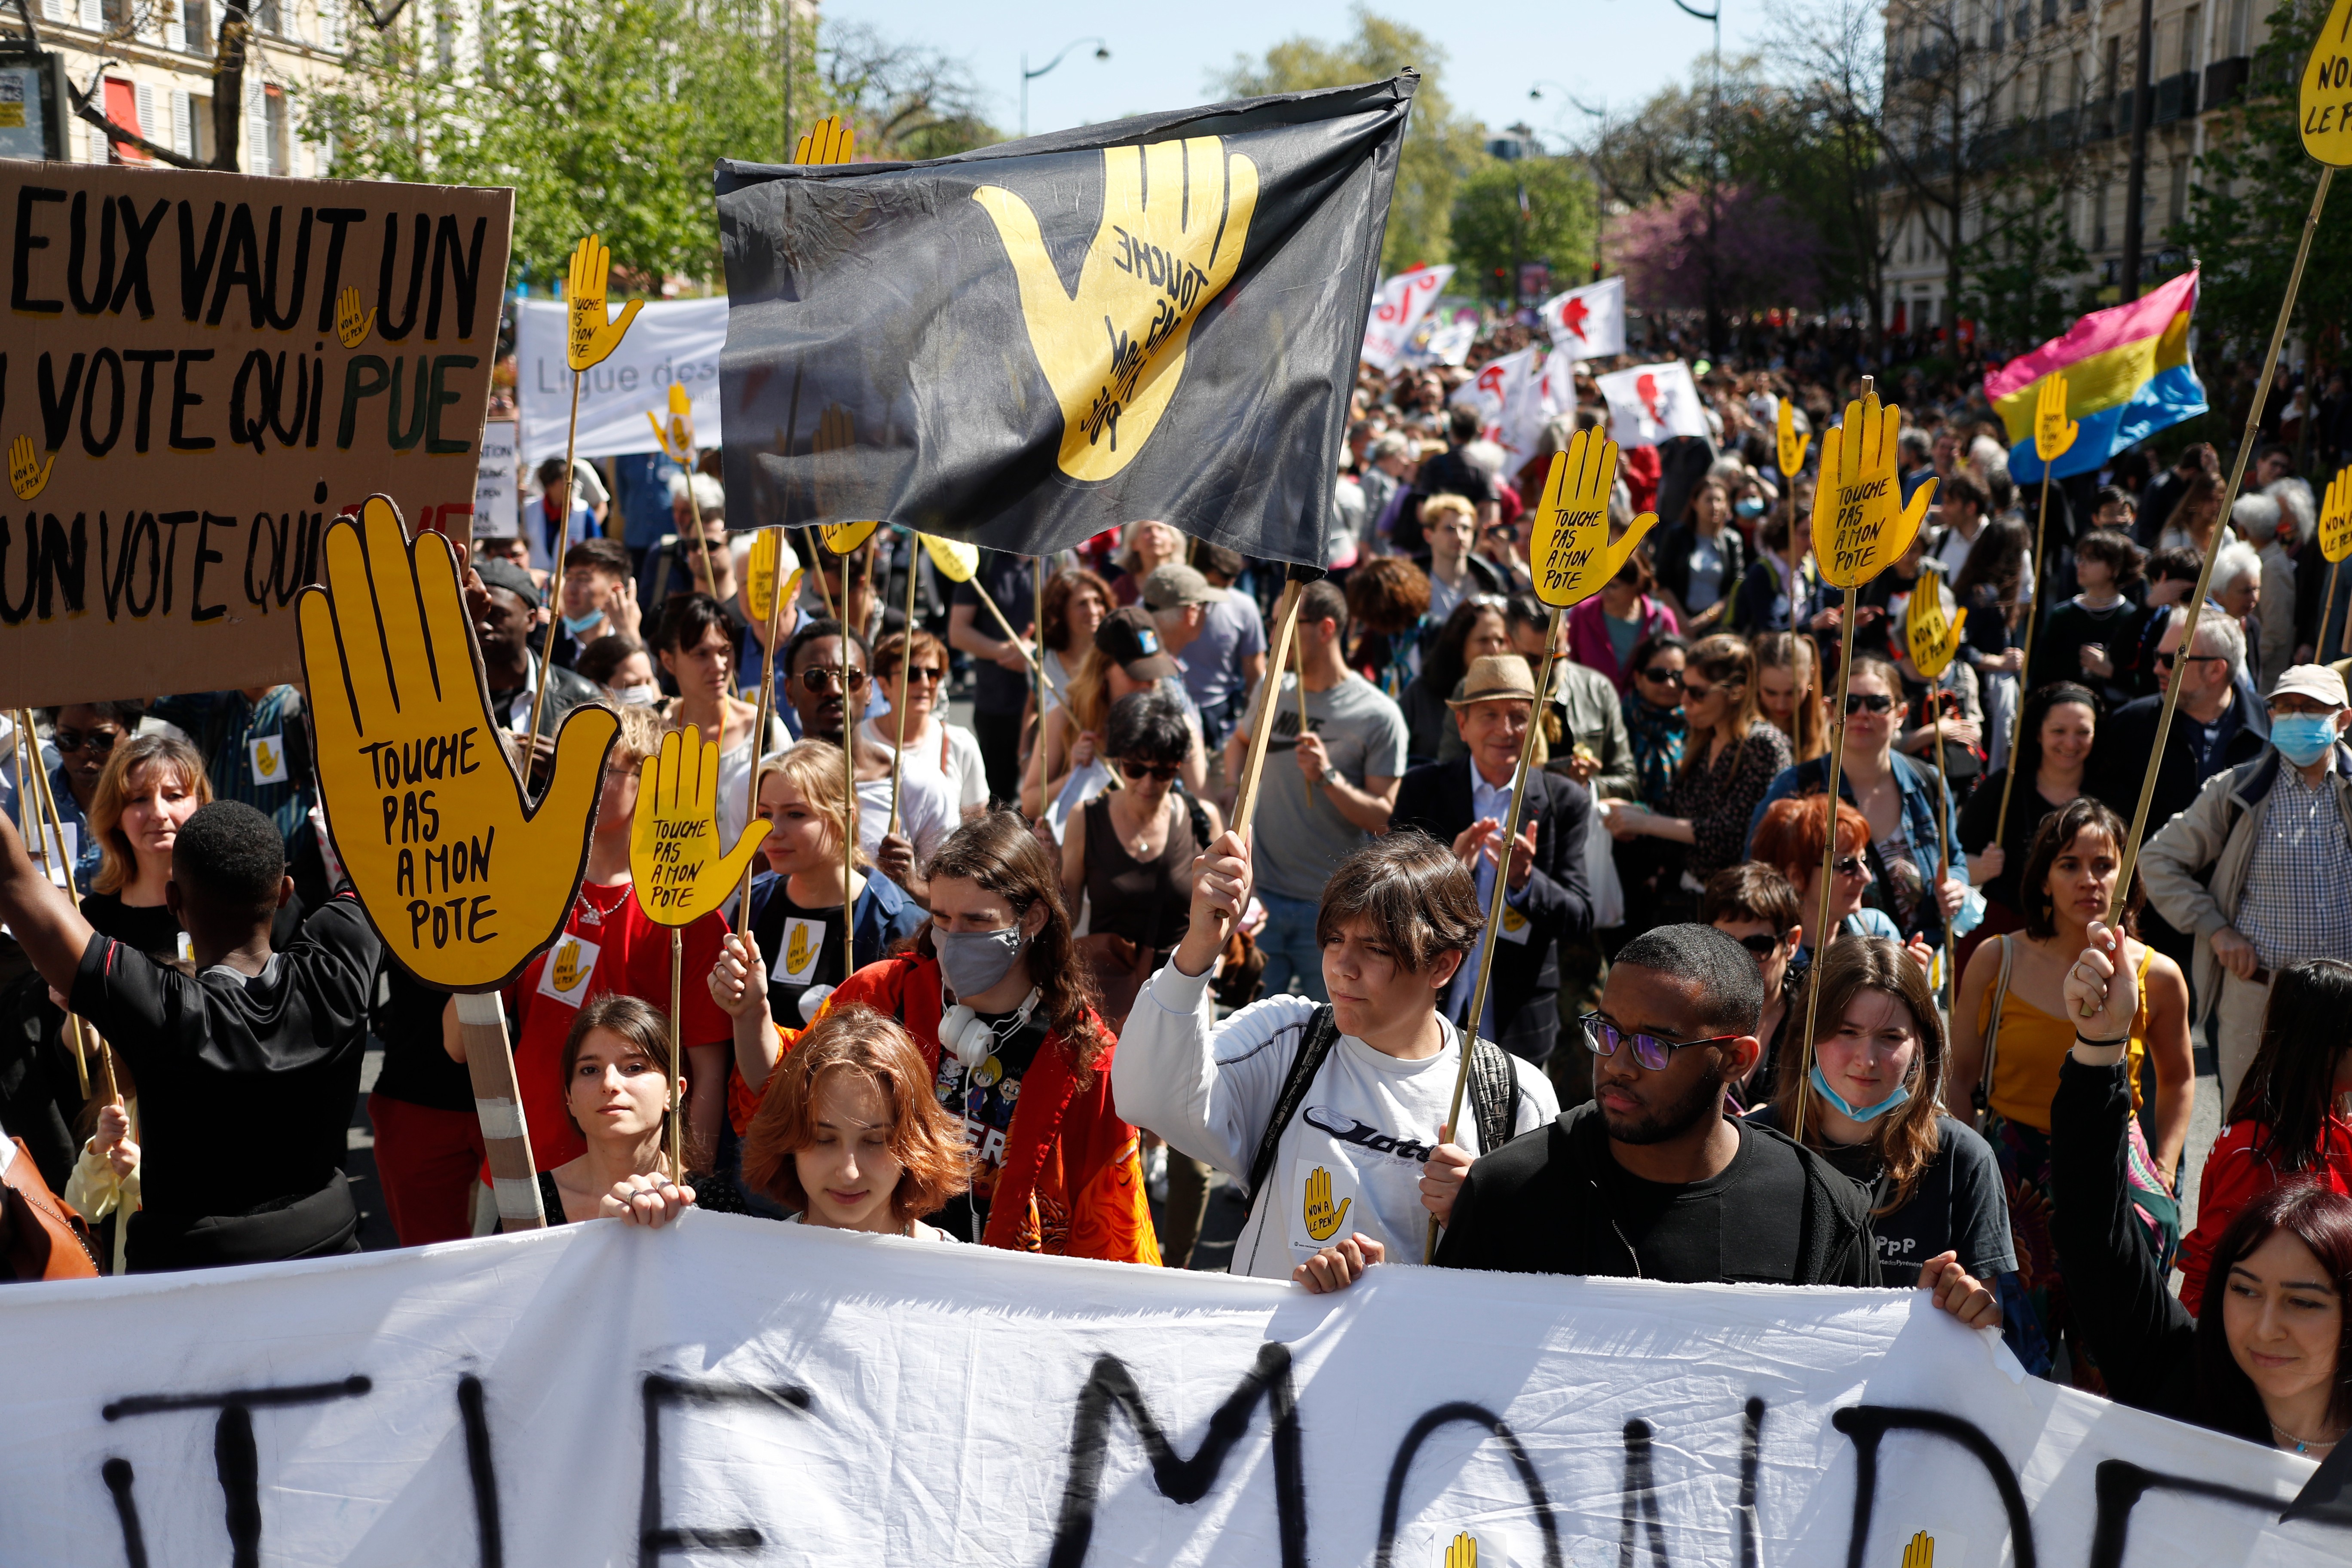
715,75,1414,567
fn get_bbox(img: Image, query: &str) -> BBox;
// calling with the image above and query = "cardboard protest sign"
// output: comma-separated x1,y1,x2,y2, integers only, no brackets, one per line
1776,395,1810,478
921,533,978,584
296,498,617,991
1814,391,1935,588
1905,564,1967,678
1529,427,1655,609
741,529,800,626
0,165,511,707
473,417,518,541
628,723,766,925
4,1219,2346,1568
819,520,877,555
2033,371,2080,467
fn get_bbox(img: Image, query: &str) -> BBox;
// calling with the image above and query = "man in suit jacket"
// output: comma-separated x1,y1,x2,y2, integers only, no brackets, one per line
1392,656,1594,1066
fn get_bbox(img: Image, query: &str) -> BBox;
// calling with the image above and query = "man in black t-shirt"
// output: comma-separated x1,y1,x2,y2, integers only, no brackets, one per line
1436,924,1879,1286
0,801,379,1271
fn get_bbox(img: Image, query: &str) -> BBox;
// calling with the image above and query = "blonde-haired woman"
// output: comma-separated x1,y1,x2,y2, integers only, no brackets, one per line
1753,631,1827,763
79,734,247,957
1109,520,1184,606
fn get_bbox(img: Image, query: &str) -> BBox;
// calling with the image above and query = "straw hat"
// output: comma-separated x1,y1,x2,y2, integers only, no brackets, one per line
1446,655,1538,709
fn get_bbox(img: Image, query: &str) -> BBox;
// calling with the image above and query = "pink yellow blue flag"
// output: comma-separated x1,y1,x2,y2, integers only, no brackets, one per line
1985,270,2206,483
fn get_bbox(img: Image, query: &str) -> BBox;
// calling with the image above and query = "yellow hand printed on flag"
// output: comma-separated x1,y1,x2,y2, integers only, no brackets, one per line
1529,426,1657,609
1302,1165,1351,1241
1813,391,1934,588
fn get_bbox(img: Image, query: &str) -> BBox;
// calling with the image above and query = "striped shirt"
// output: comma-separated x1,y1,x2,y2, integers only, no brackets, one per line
148,688,313,841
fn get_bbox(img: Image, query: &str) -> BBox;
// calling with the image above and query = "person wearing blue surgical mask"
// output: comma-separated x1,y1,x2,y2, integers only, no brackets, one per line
1750,934,2019,1335
551,537,641,671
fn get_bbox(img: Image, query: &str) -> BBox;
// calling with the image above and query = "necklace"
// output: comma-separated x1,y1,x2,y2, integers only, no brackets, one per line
2270,1417,2342,1455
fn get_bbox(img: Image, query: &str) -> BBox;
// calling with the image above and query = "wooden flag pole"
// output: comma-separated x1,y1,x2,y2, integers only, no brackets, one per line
1428,607,1564,1262
890,534,923,836
736,527,791,933
1295,626,1314,793
2320,559,2343,666
668,928,686,1185
1791,600,1862,1144
521,371,585,786
18,711,91,1100
1930,699,1959,1012
969,576,1064,703
1227,570,1320,856
2101,166,2334,977
453,992,547,1229
1993,464,2057,846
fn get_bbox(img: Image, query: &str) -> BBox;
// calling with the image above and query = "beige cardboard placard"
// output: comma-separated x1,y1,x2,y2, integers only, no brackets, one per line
0,165,512,706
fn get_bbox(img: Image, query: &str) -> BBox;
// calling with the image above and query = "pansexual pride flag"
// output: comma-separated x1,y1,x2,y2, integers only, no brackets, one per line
1986,269,2208,483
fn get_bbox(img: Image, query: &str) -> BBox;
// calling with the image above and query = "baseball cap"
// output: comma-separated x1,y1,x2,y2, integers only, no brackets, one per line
2269,664,2348,708
475,557,542,611
1141,563,1225,610
1093,606,1179,681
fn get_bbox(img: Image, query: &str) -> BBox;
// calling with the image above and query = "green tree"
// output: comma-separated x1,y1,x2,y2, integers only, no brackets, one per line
1214,6,1491,274
1449,159,1597,301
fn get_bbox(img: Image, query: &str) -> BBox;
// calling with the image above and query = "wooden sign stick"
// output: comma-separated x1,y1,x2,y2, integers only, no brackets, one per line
890,537,922,836
805,529,840,624
969,578,1065,703
736,527,791,933
522,371,585,782
17,711,89,1099
2321,559,2343,666
452,992,547,1229
1295,626,1314,793
1994,464,2057,847
843,693,858,984
1227,571,1317,855
669,928,686,1185
1930,700,1958,1011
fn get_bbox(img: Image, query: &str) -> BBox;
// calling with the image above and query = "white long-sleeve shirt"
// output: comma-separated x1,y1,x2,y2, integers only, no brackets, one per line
1112,962,1558,1280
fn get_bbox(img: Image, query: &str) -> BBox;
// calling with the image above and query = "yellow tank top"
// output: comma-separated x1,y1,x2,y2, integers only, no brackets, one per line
1987,937,2153,1133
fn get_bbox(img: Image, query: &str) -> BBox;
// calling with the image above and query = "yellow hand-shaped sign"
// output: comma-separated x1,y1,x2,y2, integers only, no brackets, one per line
1905,566,1968,680
1776,397,1809,479
646,383,693,463
2322,466,2352,564
2033,373,2079,465
1900,1531,1935,1568
744,529,803,625
8,435,55,500
566,235,643,373
551,937,586,994
1302,1165,1351,1242
1529,426,1658,609
2302,0,2352,165
974,136,1257,481
821,521,879,555
1444,1532,1479,1568
922,533,979,584
1813,392,1935,588
297,498,620,991
794,113,854,167
335,284,376,349
629,724,770,926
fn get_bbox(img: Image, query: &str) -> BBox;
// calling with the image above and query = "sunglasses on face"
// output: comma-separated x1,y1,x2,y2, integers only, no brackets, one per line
1117,759,1181,782
1640,666,1684,686
1844,692,1894,715
894,665,948,685
1832,854,1871,879
1682,680,1718,703
1582,1013,1743,1072
53,727,122,754
2152,652,2223,670
796,666,870,696
1733,932,1783,956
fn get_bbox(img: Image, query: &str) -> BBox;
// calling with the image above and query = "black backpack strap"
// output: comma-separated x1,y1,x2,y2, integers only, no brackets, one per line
1464,1036,1520,1157
1242,1005,1343,1217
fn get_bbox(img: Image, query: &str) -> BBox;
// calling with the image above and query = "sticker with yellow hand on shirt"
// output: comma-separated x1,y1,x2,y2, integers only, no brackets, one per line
248,734,289,785
772,916,824,985
539,933,599,1005
1499,903,1532,945
1297,1161,1356,1246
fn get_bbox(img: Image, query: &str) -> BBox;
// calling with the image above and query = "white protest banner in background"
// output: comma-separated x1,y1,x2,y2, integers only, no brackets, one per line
3,1217,2346,1568
1540,274,1627,358
515,296,724,463
1412,314,1477,368
475,417,519,539
1596,358,1710,447
1453,346,1576,472
1361,264,1455,371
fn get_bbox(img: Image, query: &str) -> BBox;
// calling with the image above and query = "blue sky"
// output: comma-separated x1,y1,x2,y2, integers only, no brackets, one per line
829,0,1769,146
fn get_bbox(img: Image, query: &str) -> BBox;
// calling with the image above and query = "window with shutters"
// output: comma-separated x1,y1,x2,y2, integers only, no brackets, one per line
171,88,193,159
183,0,210,51
245,81,269,174
265,88,287,176
253,0,280,33
2182,6,2201,74
318,0,341,49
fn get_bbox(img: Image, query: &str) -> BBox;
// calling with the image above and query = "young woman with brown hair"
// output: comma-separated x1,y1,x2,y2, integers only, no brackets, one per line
1751,631,1826,763
506,994,697,1229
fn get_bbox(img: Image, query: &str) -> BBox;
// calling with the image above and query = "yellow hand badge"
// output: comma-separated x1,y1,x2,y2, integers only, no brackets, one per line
334,284,376,349
1445,1532,1479,1568
922,533,980,585
1776,397,1809,479
744,530,803,624
1900,1531,1936,1568
1813,392,1935,588
974,136,1257,481
566,235,643,373
8,434,55,500
296,497,619,991
794,113,854,167
2322,466,2352,564
2303,0,2352,165
1905,566,1968,680
629,725,769,927
783,921,818,976
550,937,586,994
646,383,693,463
1529,426,1658,608
1302,1165,1351,1242
256,740,280,776
2034,373,2079,465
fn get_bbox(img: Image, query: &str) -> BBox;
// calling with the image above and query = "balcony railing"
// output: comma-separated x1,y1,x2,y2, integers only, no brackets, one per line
2152,70,2199,124
2202,55,2252,112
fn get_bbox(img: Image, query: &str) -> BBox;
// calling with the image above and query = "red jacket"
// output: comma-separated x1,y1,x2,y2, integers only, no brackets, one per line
752,953,1161,1265
2178,1113,2352,1308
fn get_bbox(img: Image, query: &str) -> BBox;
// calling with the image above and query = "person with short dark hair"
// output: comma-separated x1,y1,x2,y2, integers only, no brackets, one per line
506,994,699,1229
1115,830,1557,1283
577,634,658,704
551,536,641,670
1701,861,1804,1105
2030,531,2148,704
466,555,603,789
523,454,597,576
1433,922,1880,1285
0,800,380,1270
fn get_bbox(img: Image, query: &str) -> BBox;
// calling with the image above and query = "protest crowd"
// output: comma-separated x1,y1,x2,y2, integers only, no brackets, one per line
6,236,2352,1488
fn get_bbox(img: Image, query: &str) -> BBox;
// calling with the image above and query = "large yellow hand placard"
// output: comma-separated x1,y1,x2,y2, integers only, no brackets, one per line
1529,426,1657,609
567,235,643,372
1905,565,1968,680
2303,0,2352,165
795,113,855,166
2322,466,2352,563
1776,397,1809,479
630,725,769,926
922,534,980,584
297,498,619,991
647,383,693,463
1813,392,1935,588
974,137,1258,481
744,530,804,624
2034,373,2079,465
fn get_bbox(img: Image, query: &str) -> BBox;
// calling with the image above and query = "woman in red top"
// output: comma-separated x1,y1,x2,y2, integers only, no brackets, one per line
714,812,1159,1262
2179,959,2352,1307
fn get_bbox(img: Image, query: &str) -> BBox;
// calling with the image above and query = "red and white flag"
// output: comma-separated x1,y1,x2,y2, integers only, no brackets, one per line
1594,360,1708,447
1540,276,1626,359
1448,346,1574,471
1361,264,1455,371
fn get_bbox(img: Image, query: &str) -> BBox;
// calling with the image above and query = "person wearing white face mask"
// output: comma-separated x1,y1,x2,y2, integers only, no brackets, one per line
577,634,662,708
2141,663,2352,1109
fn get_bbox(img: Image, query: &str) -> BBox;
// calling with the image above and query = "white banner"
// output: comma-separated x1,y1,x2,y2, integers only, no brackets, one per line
1362,264,1455,371
1596,358,1710,447
2,1217,2344,1567
516,297,726,463
1540,275,1627,359
1450,346,1575,474
475,418,521,539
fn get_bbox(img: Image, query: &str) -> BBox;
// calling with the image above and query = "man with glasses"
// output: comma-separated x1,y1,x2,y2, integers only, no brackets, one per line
13,704,142,894
1431,922,1880,1284
781,619,946,906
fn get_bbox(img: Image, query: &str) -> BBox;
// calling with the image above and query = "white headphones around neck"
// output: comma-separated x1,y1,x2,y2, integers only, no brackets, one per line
940,985,1043,1070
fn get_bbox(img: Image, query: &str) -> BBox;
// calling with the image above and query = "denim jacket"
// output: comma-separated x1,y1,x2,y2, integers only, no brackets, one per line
1745,751,1970,946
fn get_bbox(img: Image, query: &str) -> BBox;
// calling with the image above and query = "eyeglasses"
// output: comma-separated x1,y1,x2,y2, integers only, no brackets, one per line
1581,1013,1743,1072
1832,854,1871,879
1682,680,1718,703
52,727,122,754
1733,932,1783,956
1639,666,1684,686
796,666,870,696
2152,652,2223,670
1117,759,1181,782
1844,692,1894,715
894,666,947,685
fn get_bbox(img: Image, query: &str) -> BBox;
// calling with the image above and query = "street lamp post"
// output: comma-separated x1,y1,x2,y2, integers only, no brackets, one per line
1020,37,1111,139
1669,0,1726,357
